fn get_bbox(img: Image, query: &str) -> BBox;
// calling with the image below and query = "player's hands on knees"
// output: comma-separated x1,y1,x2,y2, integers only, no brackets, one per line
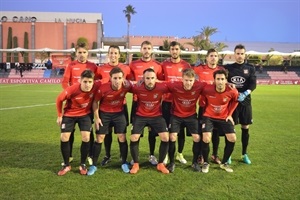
94,117,103,130
226,116,235,125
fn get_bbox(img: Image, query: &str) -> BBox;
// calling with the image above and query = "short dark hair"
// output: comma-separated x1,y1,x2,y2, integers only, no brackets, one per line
109,67,124,77
81,69,94,79
143,68,155,74
108,45,121,54
141,40,152,47
206,48,218,57
234,44,246,52
170,41,180,47
76,42,89,51
213,69,228,79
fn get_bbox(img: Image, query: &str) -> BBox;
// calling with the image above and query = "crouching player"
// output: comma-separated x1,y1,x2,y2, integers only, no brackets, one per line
56,70,99,176
87,67,131,175
201,69,239,173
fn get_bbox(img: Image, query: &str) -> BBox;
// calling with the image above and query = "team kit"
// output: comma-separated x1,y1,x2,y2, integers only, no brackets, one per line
56,41,256,176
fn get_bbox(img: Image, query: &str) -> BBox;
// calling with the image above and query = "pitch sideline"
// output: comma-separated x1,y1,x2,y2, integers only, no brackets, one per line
0,103,55,111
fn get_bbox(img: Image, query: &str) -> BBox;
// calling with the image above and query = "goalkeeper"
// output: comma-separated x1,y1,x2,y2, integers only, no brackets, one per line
224,44,256,165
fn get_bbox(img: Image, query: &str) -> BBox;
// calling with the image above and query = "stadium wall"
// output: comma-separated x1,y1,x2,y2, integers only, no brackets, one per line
0,78,299,85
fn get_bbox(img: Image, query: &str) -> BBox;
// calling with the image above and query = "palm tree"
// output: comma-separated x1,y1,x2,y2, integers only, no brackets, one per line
123,5,137,50
200,26,218,46
214,42,228,52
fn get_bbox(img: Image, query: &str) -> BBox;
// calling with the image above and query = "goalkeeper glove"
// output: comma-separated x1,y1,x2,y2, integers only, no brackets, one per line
238,90,250,102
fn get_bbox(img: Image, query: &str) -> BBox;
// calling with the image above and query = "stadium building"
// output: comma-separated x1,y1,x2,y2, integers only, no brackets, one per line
0,11,299,64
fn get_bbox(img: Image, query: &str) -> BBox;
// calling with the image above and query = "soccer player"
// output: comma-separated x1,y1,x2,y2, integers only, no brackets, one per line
56,69,99,176
201,69,239,173
87,67,131,175
166,68,206,172
97,45,131,166
129,40,164,166
161,41,191,165
224,44,256,164
61,42,99,165
194,49,225,164
129,68,169,174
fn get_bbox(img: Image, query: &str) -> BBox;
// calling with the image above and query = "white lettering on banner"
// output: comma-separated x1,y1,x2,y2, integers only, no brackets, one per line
256,79,300,85
0,78,62,84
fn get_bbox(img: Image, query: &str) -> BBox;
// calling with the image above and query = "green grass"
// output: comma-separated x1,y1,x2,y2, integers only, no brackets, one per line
0,84,299,200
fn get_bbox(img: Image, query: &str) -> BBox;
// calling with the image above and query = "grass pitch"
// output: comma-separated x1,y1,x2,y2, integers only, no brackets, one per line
0,84,299,200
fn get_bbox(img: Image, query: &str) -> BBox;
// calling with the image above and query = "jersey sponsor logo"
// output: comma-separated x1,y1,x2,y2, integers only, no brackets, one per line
231,76,246,84
81,103,88,108
212,105,222,113
110,100,121,105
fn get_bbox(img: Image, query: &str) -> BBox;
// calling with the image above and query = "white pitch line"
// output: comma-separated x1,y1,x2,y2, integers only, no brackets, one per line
0,103,55,111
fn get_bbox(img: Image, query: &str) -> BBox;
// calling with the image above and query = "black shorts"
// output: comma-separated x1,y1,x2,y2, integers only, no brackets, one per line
202,116,235,134
61,115,92,133
232,103,253,125
130,101,138,124
132,115,168,135
169,114,199,135
162,101,172,125
96,111,127,134
123,104,129,126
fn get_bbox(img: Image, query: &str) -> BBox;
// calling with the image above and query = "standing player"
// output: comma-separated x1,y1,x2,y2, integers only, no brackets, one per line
201,69,239,173
87,67,131,175
56,70,99,176
224,44,256,164
166,68,206,172
97,45,131,166
129,68,169,174
161,41,191,165
194,49,225,164
61,42,99,165
129,40,164,166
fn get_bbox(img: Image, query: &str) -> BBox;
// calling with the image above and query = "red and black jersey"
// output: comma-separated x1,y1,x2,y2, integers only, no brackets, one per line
130,82,168,117
97,63,131,84
129,59,164,81
166,81,206,117
129,59,164,101
94,82,131,113
202,84,239,120
161,59,191,102
193,64,225,107
61,60,99,89
193,65,224,84
56,82,101,117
